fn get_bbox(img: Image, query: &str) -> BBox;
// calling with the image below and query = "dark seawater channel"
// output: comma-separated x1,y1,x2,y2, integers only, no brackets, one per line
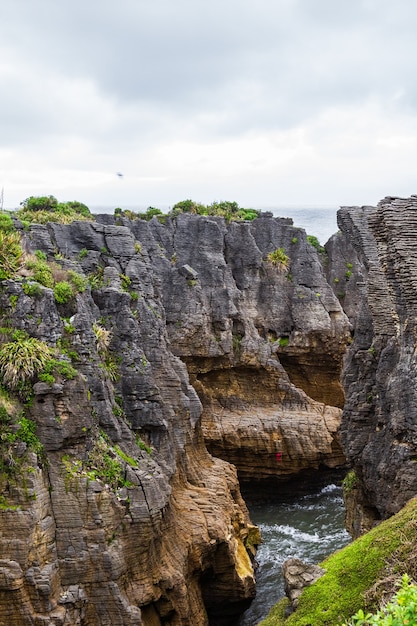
239,482,351,625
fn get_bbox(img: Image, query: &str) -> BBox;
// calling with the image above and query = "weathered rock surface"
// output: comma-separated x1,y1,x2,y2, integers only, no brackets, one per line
282,557,325,611
0,217,259,626
121,213,350,484
327,196,417,535
0,211,351,624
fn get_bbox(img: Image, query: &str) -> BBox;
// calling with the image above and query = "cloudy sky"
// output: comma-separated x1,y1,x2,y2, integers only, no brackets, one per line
1,0,417,212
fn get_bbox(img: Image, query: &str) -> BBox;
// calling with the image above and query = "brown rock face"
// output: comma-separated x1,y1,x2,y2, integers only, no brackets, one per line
328,196,417,534
194,366,345,482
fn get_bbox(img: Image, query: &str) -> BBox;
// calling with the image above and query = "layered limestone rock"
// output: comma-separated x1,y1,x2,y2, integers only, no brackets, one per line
0,219,260,626
0,210,351,624
116,212,350,485
327,196,417,535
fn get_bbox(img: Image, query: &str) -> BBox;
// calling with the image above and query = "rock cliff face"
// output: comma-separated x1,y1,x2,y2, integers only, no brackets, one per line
0,211,350,625
327,196,417,536
126,213,350,487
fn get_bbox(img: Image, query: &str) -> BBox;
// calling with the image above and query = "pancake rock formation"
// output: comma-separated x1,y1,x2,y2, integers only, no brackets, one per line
327,196,417,536
0,210,351,625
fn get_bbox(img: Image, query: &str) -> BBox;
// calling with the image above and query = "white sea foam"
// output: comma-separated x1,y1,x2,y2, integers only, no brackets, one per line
239,483,351,626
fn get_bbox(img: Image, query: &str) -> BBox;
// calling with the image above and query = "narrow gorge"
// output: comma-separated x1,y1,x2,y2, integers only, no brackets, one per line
1,196,416,625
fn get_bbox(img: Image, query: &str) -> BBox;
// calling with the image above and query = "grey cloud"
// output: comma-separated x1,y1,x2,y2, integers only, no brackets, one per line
1,0,417,153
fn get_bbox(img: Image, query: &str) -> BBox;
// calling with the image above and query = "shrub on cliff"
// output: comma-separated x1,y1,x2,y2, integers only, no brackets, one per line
307,234,325,254
171,199,260,221
54,281,74,304
0,230,23,279
0,332,52,390
0,329,77,397
0,212,15,232
267,247,290,268
16,195,92,225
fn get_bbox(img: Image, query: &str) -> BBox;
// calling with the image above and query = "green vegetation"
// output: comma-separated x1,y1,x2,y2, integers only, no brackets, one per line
0,333,52,390
172,199,259,222
135,434,152,455
21,258,87,302
267,248,290,268
24,258,54,287
345,575,417,625
67,270,88,293
259,497,417,626
62,432,147,493
0,387,43,484
120,274,131,291
16,196,92,225
232,334,243,351
342,470,357,495
0,212,15,232
92,322,111,356
278,337,289,347
34,249,47,261
0,329,77,396
54,281,74,304
0,230,23,279
93,322,120,381
307,234,325,254
100,356,120,382
88,266,106,289
114,200,259,223
346,262,354,281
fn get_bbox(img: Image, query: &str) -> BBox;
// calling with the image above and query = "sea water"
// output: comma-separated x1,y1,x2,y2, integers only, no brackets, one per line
239,483,351,625
266,206,339,245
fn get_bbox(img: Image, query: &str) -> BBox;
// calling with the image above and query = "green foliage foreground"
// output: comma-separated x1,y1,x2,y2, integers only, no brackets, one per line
345,574,417,625
259,497,417,626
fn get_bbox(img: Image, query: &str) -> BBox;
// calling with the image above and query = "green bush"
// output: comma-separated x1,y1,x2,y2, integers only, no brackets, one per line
0,335,52,389
22,282,42,297
0,231,23,279
171,199,260,221
0,212,15,233
25,258,54,288
54,281,74,304
34,249,47,261
267,248,289,268
9,415,43,456
67,270,88,293
62,433,136,492
16,196,92,225
307,234,325,254
20,195,58,212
